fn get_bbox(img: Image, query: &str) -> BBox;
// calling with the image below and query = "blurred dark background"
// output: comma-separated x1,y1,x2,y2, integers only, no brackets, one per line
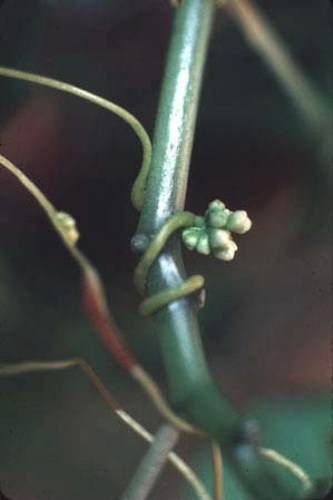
0,1,331,499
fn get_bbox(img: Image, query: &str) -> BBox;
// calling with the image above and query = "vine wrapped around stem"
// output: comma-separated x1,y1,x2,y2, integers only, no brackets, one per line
0,15,316,492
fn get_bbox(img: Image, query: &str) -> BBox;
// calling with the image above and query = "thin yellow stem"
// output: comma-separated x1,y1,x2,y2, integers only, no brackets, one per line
211,441,223,500
132,366,200,434
0,359,77,376
0,152,196,435
0,359,211,500
259,447,313,495
0,65,152,210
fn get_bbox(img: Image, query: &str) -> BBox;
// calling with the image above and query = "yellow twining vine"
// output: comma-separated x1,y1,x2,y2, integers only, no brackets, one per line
0,65,313,498
0,66,252,319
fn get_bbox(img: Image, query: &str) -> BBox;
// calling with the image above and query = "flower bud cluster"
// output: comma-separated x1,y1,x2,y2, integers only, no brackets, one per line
55,211,80,246
182,199,252,261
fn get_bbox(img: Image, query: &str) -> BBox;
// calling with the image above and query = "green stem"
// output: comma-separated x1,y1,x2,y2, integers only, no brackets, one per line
121,424,179,500
136,0,237,442
134,1,311,499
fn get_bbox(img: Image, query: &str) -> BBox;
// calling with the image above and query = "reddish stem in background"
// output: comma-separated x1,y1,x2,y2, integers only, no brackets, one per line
82,267,136,372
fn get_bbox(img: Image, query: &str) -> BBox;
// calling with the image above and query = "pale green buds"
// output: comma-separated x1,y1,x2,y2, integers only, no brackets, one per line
55,211,80,246
196,232,210,255
208,228,231,249
214,240,238,261
208,200,225,211
206,200,230,228
182,227,210,254
182,199,252,262
226,210,252,234
182,227,202,251
207,209,229,229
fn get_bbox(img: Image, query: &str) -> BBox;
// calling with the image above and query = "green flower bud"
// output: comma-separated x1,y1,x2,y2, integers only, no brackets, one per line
182,200,252,261
196,232,210,255
182,227,201,250
226,210,252,234
206,209,229,228
193,215,206,228
55,211,79,245
214,240,238,261
208,228,231,249
208,199,225,212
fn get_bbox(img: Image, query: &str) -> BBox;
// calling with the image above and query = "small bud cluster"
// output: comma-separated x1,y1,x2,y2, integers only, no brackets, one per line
55,211,80,246
182,200,252,261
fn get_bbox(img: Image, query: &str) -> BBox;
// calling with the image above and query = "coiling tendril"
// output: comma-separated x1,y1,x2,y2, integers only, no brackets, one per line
0,66,252,318
0,72,197,434
0,66,151,212
133,200,252,316
0,65,314,496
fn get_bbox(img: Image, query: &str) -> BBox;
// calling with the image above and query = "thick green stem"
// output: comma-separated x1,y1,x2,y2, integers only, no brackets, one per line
136,0,237,442
135,1,311,498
